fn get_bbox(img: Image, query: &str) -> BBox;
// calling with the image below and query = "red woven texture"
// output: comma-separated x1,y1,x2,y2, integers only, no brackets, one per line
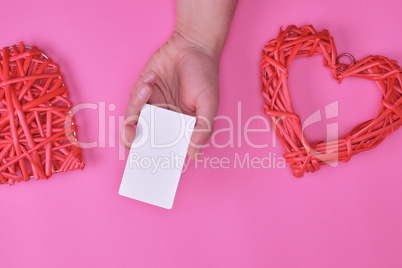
260,25,402,177
0,42,84,185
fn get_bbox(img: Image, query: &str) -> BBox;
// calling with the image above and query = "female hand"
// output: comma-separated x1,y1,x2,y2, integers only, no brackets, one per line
120,0,238,160
120,31,220,160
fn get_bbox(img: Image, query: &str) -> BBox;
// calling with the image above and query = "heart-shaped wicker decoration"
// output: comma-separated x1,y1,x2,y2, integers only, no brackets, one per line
260,25,402,177
0,42,84,185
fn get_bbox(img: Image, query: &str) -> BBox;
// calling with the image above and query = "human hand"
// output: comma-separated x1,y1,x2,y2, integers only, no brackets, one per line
120,0,237,160
120,31,220,160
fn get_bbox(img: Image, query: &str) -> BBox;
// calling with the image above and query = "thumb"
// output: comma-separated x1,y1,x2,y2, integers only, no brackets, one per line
120,71,157,148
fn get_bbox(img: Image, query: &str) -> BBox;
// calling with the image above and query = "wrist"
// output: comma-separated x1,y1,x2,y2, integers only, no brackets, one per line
174,22,225,59
174,0,238,59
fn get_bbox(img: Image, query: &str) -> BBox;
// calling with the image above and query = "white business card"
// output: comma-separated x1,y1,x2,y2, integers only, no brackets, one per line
119,104,196,209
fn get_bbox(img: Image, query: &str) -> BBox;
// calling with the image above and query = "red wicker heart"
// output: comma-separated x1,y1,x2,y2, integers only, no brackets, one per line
260,25,402,177
0,42,84,185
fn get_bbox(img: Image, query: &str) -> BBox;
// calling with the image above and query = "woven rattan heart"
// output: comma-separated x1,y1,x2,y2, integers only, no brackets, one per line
260,25,402,177
0,42,84,185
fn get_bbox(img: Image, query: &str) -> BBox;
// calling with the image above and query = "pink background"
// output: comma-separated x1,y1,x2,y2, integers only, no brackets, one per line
1,0,402,267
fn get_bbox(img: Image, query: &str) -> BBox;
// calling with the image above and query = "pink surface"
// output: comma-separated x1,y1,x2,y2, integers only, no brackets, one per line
1,0,402,267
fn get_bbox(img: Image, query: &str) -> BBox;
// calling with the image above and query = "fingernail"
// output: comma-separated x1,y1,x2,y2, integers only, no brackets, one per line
194,147,202,160
137,85,150,100
143,72,157,84
124,125,131,142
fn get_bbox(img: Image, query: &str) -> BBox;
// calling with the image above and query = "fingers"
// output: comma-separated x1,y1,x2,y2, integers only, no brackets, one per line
119,124,136,148
125,72,157,124
120,71,157,148
188,95,219,160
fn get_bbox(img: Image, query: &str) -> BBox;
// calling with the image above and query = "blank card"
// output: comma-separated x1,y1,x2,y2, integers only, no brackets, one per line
119,104,196,209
